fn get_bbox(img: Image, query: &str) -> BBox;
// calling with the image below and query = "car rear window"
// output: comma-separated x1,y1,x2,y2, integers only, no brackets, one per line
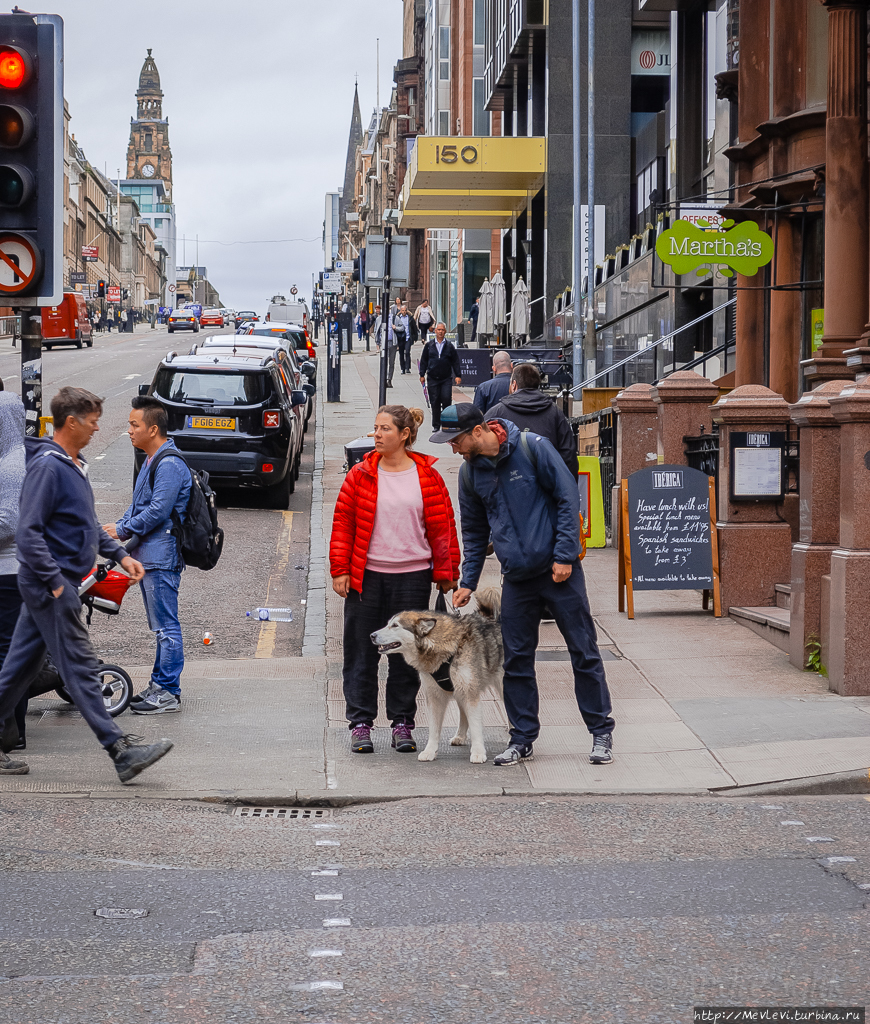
153,369,268,405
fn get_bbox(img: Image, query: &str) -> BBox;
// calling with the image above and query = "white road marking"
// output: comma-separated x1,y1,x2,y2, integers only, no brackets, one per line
123,374,142,380
322,918,351,927
805,836,835,842
780,820,805,825
311,823,337,829
293,981,343,991
760,805,783,809
312,870,339,876
316,840,340,846
315,894,343,901
309,949,343,957
858,883,870,889
825,856,856,862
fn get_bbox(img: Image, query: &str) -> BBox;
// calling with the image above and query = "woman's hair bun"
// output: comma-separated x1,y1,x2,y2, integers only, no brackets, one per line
409,408,425,428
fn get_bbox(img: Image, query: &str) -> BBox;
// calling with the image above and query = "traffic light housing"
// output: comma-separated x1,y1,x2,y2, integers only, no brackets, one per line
97,279,106,298
0,13,63,306
351,256,360,282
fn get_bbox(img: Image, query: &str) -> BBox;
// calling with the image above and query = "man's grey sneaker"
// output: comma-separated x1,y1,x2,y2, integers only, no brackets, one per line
107,734,173,784
351,725,374,753
589,732,614,764
131,689,181,715
391,723,416,753
0,748,29,775
131,681,161,704
493,743,534,766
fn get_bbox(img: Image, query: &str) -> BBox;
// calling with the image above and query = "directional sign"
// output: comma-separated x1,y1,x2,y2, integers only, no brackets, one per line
0,233,41,295
335,260,354,273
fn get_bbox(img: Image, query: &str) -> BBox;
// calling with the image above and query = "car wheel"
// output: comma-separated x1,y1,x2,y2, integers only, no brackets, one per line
86,338,93,347
266,471,292,509
294,451,301,480
168,327,174,333
44,343,52,350
75,335,82,349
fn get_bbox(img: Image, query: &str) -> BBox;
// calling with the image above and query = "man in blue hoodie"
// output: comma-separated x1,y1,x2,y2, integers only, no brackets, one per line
431,403,615,767
104,396,190,715
0,387,173,783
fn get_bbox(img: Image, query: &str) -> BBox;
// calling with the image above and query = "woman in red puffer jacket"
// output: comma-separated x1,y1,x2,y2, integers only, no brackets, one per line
330,405,460,756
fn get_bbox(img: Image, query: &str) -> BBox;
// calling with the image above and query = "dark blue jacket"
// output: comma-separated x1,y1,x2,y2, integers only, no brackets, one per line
472,373,512,414
458,418,581,590
17,439,128,593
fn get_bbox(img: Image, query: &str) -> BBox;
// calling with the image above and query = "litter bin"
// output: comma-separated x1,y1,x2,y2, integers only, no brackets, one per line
344,435,376,470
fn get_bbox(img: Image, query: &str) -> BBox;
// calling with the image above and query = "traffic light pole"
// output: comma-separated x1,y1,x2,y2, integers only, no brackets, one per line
378,226,392,409
20,306,43,436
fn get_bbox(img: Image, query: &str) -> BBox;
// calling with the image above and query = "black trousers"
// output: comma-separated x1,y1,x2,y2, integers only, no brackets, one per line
500,560,615,747
0,571,124,749
342,568,432,729
0,574,27,741
427,377,454,430
399,335,414,373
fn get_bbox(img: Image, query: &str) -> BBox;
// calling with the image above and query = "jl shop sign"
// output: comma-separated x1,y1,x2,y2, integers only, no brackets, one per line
656,218,774,279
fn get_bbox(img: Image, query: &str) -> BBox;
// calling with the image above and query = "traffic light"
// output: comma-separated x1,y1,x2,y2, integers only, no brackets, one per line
0,13,63,307
122,288,129,300
351,256,360,282
97,279,106,297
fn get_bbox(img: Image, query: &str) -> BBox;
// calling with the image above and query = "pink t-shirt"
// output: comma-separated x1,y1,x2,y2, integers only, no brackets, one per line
366,465,433,574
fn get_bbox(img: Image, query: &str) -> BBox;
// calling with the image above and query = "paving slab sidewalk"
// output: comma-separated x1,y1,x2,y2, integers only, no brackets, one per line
3,348,868,801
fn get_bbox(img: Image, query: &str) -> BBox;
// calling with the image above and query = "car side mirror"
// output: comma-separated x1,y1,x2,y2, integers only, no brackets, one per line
301,361,316,378
302,382,315,397
138,384,149,396
290,389,308,407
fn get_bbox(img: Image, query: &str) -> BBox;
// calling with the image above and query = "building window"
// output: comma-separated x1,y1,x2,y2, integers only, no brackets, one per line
472,78,490,136
439,26,450,80
473,0,485,46
439,110,450,135
144,132,153,153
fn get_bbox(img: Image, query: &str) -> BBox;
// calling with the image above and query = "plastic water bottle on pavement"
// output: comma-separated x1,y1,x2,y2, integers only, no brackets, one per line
246,607,293,622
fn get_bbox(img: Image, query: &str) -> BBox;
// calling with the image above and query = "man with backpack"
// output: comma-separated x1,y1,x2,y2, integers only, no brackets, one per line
430,403,615,769
105,396,191,715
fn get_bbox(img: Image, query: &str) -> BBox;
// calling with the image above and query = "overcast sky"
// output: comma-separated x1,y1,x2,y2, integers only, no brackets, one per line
50,0,402,312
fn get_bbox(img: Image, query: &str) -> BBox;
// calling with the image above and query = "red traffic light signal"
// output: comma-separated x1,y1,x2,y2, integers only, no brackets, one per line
97,279,106,297
0,47,30,90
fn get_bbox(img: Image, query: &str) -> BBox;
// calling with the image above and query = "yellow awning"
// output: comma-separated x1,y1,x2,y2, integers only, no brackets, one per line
400,136,546,230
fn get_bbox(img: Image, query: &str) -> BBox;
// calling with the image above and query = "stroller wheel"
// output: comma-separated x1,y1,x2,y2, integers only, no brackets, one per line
99,665,133,717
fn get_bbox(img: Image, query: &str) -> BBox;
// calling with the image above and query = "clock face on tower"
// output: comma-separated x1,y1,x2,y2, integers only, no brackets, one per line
141,163,155,178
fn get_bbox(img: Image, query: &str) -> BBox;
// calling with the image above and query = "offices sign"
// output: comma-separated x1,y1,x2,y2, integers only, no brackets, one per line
656,218,774,279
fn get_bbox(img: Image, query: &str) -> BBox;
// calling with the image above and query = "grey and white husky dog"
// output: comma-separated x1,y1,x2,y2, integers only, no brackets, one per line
371,589,504,764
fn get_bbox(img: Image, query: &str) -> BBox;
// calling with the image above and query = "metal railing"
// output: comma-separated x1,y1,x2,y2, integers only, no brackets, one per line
0,315,20,339
570,296,737,394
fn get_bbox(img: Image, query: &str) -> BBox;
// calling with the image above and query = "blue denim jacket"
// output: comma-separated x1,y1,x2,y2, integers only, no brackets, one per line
116,440,191,571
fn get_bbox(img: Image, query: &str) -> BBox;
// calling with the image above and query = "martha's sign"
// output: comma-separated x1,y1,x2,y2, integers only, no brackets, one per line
656,218,774,279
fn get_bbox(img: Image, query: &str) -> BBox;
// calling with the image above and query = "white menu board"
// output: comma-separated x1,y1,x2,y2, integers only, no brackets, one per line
733,447,782,497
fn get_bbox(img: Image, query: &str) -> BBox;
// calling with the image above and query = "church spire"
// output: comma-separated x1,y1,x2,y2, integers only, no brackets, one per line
127,50,172,197
340,84,363,231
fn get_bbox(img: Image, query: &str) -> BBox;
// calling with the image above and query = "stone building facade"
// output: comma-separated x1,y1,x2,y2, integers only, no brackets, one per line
126,50,173,200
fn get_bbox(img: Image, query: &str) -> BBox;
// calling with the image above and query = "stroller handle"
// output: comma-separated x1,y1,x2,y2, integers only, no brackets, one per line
78,534,141,597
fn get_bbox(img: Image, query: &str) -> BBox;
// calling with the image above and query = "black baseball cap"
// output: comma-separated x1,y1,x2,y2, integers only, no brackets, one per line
429,403,485,443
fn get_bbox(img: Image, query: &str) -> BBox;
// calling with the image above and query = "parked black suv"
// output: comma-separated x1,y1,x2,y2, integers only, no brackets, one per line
139,349,309,509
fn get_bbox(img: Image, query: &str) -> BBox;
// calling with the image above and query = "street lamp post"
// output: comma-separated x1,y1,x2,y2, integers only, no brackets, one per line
379,224,393,409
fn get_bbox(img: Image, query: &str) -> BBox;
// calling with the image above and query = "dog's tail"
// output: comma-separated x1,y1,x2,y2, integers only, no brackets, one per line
474,586,501,621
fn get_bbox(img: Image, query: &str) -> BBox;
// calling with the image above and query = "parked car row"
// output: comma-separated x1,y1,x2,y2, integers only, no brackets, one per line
137,332,317,510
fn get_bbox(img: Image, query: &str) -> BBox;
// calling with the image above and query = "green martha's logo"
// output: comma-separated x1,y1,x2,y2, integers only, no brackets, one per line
655,218,774,279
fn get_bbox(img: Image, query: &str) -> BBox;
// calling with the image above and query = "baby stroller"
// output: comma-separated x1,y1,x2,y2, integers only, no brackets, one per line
24,536,140,718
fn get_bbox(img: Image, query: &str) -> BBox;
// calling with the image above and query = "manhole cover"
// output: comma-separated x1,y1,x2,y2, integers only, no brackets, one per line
95,908,148,919
233,806,332,819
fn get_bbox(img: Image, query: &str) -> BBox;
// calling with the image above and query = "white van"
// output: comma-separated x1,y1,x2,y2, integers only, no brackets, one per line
267,299,309,329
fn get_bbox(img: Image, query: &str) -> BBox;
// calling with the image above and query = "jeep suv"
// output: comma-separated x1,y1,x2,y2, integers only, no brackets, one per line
139,349,308,509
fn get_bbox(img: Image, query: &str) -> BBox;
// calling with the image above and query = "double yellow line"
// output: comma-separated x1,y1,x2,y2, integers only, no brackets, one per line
255,510,294,659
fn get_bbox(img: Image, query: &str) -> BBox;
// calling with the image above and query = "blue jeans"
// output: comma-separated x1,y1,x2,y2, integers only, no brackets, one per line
140,570,184,697
500,560,615,747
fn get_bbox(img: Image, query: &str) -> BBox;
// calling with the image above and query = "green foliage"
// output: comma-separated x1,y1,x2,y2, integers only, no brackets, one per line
805,635,826,676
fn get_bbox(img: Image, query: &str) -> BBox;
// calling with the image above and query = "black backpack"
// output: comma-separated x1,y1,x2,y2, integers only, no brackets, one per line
147,448,224,571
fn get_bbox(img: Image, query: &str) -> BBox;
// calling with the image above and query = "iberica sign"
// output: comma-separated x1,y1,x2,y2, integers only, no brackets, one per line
655,218,774,279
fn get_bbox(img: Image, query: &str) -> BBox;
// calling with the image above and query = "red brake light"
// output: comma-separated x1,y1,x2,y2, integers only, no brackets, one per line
262,463,274,473
263,410,281,429
0,48,29,90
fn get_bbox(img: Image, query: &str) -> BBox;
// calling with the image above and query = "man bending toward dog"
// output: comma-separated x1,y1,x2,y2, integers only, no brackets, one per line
430,403,615,767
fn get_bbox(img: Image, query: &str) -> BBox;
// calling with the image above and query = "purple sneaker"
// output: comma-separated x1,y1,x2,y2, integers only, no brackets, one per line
391,723,416,753
351,725,374,753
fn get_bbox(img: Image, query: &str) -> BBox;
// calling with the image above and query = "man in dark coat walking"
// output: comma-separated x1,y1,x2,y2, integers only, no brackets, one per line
488,362,579,477
419,322,462,430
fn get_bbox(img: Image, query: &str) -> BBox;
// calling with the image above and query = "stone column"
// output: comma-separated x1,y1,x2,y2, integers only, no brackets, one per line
788,380,849,670
769,219,801,403
824,380,870,694
803,0,869,386
611,383,658,540
651,370,720,465
713,385,793,610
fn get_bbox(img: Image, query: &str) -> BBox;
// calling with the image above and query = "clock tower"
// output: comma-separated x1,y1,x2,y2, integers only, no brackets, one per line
126,49,172,199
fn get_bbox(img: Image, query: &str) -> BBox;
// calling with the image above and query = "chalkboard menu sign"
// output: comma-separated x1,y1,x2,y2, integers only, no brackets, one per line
456,348,494,385
618,464,721,619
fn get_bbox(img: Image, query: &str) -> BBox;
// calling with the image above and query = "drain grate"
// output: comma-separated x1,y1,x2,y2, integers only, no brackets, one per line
233,806,332,820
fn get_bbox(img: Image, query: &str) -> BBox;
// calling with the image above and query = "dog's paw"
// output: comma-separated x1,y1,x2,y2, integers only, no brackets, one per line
450,734,468,746
470,750,488,764
417,749,438,761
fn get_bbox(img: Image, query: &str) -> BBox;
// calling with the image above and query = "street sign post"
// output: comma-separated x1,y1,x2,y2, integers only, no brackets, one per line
335,260,354,273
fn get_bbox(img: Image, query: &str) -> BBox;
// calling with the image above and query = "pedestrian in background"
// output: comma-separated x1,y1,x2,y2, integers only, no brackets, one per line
415,299,434,344
0,387,173,783
469,297,480,346
431,403,615,768
372,304,383,350
488,361,579,477
419,322,462,431
393,304,418,375
330,405,460,756
0,392,28,772
104,396,191,716
472,350,513,413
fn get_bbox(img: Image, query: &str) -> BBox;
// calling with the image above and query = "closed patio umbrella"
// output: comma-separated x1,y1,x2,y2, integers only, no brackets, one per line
491,272,506,326
477,278,494,336
511,277,529,339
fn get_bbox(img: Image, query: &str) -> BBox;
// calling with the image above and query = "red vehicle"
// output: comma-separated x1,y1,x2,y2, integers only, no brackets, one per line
42,293,93,350
199,308,225,327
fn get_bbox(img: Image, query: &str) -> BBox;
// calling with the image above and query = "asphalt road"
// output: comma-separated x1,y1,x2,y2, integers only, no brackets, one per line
0,794,866,1023
0,326,313,662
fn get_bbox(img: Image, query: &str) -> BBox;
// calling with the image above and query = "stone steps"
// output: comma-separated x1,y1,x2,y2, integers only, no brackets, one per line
730,603,791,653
775,583,792,610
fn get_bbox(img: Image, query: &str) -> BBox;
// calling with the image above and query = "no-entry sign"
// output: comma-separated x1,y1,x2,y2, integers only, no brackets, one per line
0,233,41,295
